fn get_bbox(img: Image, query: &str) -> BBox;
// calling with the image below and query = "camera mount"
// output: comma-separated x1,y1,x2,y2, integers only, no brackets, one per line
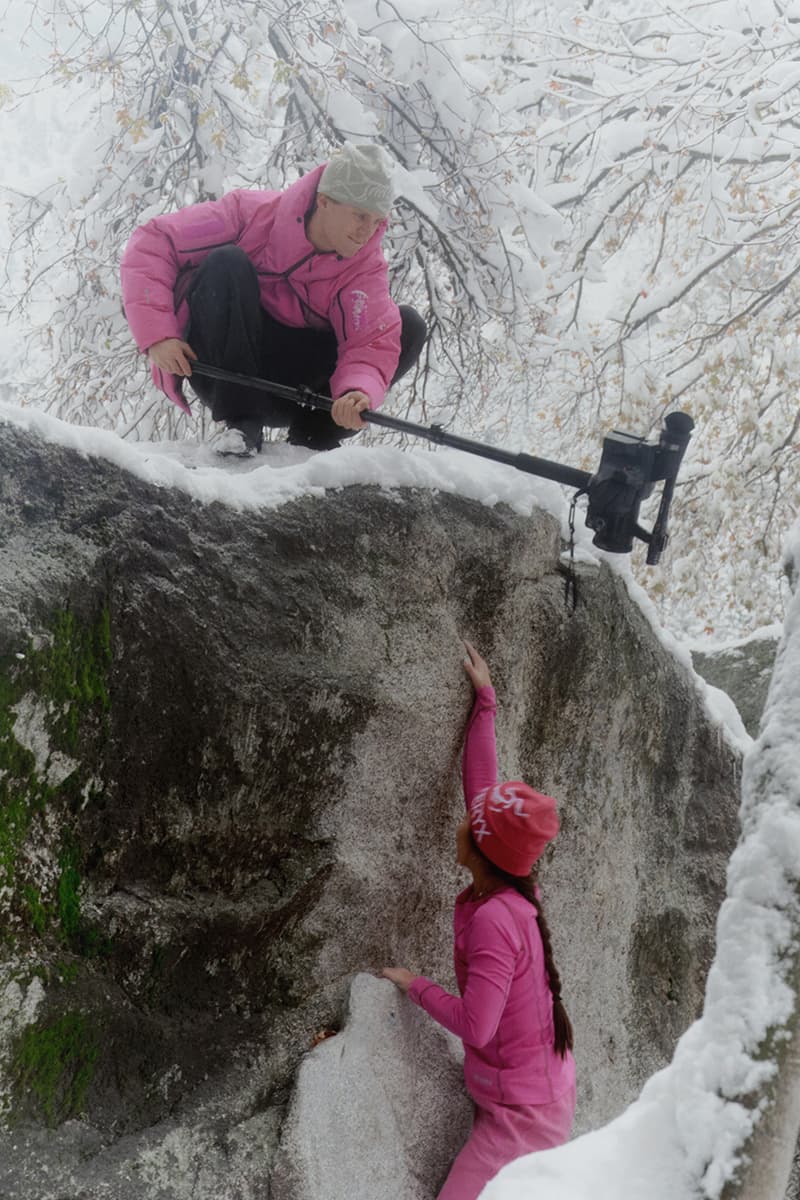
191,362,694,567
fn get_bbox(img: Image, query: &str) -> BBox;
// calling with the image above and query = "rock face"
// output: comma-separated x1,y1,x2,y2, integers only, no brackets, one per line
691,633,779,739
0,420,741,1199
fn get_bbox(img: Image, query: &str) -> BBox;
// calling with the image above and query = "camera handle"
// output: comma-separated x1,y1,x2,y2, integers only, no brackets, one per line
644,412,695,565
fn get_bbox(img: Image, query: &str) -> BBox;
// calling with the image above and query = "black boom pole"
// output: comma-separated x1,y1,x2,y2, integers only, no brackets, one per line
190,361,694,566
191,361,592,491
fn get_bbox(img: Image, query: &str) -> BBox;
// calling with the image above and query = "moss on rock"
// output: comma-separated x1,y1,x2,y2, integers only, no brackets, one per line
0,604,111,945
10,1010,100,1126
26,607,111,756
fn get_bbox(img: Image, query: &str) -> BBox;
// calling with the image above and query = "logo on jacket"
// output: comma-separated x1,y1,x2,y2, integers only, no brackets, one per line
351,289,368,329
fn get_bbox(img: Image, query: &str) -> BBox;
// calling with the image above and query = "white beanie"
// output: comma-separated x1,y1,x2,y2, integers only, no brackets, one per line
318,143,395,217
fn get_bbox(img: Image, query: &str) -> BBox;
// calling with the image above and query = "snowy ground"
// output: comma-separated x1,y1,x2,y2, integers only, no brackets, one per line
2,402,798,1200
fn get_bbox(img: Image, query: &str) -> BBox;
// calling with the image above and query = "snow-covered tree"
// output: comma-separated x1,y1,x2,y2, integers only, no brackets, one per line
2,0,562,435
3,0,279,436
508,0,800,635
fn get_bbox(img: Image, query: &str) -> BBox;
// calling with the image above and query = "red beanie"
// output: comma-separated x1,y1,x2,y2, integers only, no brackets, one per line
469,781,559,876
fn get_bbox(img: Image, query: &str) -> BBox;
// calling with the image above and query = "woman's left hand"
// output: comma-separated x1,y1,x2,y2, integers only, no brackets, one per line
463,640,493,691
382,966,415,992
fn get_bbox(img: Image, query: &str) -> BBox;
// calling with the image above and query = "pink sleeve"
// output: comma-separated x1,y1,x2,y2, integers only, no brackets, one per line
407,905,518,1047
462,686,498,811
328,261,401,408
120,191,246,352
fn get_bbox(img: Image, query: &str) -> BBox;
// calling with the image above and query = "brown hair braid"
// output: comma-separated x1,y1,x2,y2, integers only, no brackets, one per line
471,836,574,1059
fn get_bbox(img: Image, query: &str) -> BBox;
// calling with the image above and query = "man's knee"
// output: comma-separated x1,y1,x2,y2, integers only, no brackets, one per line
391,306,427,385
398,305,428,360
188,245,261,333
196,244,257,286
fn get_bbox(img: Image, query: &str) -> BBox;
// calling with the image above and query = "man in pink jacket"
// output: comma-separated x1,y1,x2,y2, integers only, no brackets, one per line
120,143,426,454
384,643,576,1200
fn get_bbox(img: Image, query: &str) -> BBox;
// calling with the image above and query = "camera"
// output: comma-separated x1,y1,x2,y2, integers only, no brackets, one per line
585,412,695,564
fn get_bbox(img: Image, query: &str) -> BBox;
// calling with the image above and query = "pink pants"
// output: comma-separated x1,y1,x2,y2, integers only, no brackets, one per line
437,1085,576,1200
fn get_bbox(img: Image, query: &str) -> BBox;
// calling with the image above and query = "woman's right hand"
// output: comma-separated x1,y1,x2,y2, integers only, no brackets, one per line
147,337,197,376
463,640,492,690
381,966,415,992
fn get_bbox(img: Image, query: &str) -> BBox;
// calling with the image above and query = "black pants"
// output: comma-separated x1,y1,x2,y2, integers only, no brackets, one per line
186,245,427,448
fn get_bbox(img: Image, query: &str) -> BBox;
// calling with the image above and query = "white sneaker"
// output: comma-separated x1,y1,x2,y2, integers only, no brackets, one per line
214,427,258,458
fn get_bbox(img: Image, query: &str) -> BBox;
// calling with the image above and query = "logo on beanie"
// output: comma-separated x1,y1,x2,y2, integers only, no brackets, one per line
469,781,559,875
470,788,496,845
471,794,490,845
471,783,531,845
488,784,531,819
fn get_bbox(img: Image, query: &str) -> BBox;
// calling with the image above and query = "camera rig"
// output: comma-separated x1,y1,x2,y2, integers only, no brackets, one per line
191,362,694,567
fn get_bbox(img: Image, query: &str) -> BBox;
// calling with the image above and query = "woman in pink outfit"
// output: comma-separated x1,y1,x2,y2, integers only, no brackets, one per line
383,642,576,1200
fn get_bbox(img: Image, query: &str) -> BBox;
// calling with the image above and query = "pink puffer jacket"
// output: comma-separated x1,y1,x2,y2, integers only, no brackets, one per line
120,164,402,413
408,688,577,1108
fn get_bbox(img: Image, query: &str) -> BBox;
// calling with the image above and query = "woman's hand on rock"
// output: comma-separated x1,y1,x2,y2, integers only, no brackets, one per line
381,966,415,993
463,640,492,691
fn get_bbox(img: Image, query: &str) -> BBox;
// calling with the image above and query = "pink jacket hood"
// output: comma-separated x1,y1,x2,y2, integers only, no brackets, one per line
120,165,401,412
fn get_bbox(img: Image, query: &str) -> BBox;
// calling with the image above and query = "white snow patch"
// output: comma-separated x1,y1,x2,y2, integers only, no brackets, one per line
0,971,46,1110
10,692,79,786
0,404,565,525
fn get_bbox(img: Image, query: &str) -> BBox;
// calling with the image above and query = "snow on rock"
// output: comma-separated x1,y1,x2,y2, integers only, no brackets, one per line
11,693,80,786
0,402,566,526
271,974,470,1200
688,624,781,741
593,556,753,757
0,969,46,1116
